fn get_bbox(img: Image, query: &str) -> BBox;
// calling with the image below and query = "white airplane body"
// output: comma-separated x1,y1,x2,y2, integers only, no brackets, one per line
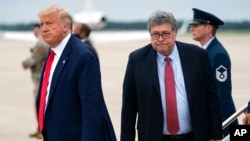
74,11,107,29
73,0,107,29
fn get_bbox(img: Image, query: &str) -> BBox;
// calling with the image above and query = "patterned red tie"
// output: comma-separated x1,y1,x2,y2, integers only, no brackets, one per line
38,50,55,132
165,57,179,135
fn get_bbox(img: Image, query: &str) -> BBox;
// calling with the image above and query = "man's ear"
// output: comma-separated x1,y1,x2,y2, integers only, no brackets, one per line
204,24,212,34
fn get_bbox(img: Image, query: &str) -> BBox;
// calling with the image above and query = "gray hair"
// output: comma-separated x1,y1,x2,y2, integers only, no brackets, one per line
147,10,178,33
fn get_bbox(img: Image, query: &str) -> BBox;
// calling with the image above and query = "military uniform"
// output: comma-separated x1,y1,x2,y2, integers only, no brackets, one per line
190,8,238,136
22,39,49,96
22,38,49,139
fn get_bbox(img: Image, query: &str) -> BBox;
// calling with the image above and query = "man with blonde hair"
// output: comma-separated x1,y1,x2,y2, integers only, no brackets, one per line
36,5,116,141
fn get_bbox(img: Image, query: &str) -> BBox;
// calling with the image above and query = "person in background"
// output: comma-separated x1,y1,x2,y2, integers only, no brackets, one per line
36,5,116,141
73,23,99,61
243,101,250,125
22,23,49,139
189,8,238,136
120,10,222,141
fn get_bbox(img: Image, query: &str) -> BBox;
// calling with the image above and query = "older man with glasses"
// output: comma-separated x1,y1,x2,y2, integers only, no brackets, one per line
120,10,222,141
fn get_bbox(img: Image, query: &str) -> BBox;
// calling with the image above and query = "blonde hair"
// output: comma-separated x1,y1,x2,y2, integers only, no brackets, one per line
38,5,73,30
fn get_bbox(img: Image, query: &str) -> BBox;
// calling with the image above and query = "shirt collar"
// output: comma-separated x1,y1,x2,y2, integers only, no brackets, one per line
203,37,215,49
157,43,178,64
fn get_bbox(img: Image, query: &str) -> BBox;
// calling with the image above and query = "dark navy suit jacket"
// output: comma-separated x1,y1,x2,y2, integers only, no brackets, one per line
37,34,116,141
84,39,99,61
121,41,222,141
206,38,238,135
248,101,250,112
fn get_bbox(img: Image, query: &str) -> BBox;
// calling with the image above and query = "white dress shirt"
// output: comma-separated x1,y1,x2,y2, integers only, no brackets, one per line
156,44,192,135
45,33,71,110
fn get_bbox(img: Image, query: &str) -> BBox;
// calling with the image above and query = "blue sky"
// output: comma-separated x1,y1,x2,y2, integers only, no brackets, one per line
1,0,250,24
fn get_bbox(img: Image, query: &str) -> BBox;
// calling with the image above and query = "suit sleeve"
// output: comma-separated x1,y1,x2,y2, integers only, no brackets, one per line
213,53,233,117
77,52,114,141
204,53,223,139
248,101,250,112
120,53,138,141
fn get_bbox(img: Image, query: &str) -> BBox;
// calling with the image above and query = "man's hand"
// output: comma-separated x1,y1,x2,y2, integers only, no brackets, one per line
243,113,250,125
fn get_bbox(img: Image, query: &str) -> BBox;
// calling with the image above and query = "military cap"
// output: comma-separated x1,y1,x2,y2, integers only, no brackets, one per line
190,8,224,28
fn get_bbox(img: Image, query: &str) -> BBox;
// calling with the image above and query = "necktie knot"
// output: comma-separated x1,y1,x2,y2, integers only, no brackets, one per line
165,57,171,64
49,50,55,58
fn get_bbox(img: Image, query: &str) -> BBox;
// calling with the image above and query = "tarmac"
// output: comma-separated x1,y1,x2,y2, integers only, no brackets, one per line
0,32,249,140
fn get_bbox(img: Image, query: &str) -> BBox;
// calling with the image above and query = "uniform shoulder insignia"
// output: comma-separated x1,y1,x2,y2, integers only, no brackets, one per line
216,65,227,82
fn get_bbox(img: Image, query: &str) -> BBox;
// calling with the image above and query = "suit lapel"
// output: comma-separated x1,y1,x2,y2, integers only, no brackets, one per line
176,42,192,103
146,44,161,98
46,37,72,108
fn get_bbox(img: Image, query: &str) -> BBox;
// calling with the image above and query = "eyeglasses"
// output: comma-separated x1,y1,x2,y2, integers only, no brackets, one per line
150,31,173,40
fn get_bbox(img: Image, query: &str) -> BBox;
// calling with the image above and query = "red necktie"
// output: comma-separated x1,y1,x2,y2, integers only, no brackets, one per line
38,50,55,132
165,57,179,135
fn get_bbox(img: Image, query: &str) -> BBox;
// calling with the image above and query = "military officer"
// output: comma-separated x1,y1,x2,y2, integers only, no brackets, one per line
22,24,49,139
189,8,238,136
